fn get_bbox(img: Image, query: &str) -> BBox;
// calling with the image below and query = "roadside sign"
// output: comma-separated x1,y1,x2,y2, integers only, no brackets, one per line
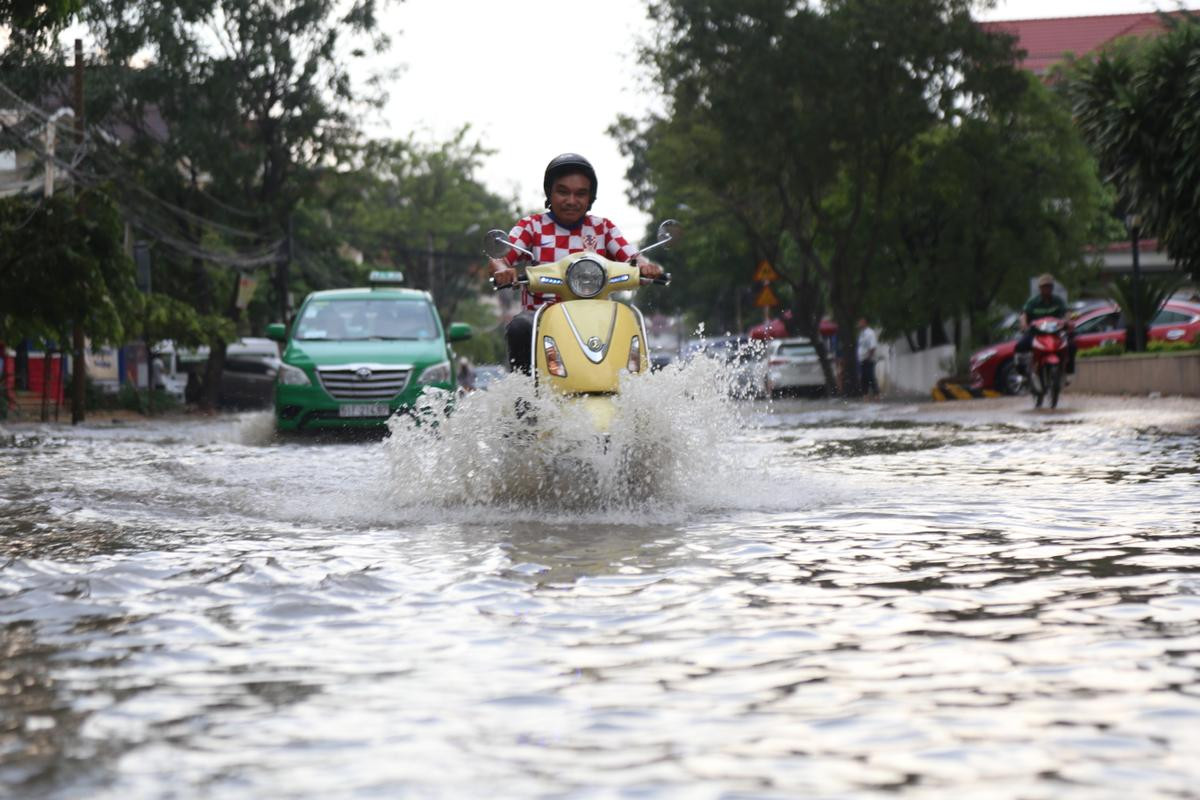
753,260,780,282
754,285,780,308
235,275,258,310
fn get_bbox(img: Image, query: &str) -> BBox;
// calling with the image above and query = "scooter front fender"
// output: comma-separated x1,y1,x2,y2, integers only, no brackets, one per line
534,300,647,394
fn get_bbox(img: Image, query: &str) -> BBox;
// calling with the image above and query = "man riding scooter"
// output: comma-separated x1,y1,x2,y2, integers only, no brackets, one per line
1015,273,1076,380
489,153,663,374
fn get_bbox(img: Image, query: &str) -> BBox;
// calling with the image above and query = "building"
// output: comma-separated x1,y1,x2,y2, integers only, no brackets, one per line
982,11,1180,76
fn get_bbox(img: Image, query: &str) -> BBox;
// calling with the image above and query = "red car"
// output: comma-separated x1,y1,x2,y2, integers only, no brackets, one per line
969,299,1200,394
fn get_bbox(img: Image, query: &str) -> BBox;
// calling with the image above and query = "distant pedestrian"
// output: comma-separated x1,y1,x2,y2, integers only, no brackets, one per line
857,318,879,399
458,357,475,392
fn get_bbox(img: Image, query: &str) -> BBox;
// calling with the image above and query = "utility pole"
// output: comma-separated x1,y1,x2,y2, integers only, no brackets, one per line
277,213,292,325
427,230,435,296
1130,216,1144,352
71,39,85,425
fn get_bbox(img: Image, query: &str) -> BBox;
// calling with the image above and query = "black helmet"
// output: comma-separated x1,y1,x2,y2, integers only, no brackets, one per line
543,153,597,209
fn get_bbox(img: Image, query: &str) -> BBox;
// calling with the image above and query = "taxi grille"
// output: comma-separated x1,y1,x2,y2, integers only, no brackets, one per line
317,366,411,400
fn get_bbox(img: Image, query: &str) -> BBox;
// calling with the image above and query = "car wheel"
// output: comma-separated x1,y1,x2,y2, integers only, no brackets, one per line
996,360,1021,395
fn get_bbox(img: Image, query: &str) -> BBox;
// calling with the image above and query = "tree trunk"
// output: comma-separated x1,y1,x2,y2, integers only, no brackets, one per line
71,321,85,424
202,277,244,412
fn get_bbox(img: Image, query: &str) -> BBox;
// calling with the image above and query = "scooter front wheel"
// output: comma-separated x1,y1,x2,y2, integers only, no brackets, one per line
1048,363,1062,409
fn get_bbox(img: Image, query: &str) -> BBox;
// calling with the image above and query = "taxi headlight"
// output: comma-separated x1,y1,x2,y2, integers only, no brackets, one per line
418,360,451,386
566,258,606,298
278,363,311,386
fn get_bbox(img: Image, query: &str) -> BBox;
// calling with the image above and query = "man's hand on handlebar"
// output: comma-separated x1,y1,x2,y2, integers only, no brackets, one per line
490,258,517,288
637,259,664,280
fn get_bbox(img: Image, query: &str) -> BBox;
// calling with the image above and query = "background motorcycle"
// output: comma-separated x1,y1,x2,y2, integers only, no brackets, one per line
1027,315,1070,409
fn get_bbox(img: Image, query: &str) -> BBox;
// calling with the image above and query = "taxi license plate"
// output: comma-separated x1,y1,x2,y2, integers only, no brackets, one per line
338,402,390,418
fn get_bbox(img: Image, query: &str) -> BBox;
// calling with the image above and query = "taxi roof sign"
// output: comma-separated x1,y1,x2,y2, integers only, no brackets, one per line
369,270,405,286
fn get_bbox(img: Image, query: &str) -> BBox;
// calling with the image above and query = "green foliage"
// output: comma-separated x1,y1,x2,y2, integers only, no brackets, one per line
1079,341,1124,358
1104,273,1186,351
66,378,181,413
328,131,517,319
874,74,1107,347
1146,335,1200,353
135,293,238,348
0,191,139,345
0,0,80,42
1065,17,1200,279
446,296,506,366
620,0,1054,392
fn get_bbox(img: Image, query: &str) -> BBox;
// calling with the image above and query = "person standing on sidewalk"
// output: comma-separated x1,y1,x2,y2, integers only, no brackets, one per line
857,318,880,399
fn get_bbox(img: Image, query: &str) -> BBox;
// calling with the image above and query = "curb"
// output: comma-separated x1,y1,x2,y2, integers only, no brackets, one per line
931,382,1002,402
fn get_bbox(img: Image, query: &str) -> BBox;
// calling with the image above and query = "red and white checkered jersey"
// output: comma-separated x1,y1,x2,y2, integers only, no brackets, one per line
503,212,636,311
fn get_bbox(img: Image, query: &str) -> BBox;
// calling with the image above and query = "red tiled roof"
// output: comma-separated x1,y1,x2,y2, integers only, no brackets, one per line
982,12,1181,73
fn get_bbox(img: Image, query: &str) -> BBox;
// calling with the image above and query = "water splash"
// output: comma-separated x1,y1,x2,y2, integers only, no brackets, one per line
379,355,759,517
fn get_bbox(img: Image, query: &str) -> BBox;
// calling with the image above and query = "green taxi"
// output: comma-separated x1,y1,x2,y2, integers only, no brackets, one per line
266,273,471,431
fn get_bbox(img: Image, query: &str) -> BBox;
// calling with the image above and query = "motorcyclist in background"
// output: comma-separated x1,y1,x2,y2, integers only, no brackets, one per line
1015,273,1076,377
488,153,663,374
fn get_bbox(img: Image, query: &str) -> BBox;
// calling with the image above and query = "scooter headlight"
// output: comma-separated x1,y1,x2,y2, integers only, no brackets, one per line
566,258,606,298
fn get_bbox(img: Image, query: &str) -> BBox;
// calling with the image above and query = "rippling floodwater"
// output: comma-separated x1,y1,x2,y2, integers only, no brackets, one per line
2,382,1199,799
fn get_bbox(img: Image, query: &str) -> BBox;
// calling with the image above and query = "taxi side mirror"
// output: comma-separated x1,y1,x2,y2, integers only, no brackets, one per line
266,322,288,342
447,322,472,342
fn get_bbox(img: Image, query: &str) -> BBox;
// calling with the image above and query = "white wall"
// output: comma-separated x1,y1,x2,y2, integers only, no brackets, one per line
878,342,956,396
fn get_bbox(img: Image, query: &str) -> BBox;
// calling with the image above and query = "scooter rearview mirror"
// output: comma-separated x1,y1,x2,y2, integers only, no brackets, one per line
636,219,684,259
483,229,512,259
657,219,682,245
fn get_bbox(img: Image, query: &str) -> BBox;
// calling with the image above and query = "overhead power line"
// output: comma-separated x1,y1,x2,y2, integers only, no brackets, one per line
0,77,287,269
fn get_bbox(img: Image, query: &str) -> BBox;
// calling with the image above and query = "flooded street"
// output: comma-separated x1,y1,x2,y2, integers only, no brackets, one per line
2,380,1199,799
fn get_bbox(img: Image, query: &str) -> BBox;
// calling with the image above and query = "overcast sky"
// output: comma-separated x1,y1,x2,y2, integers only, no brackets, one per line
368,0,1200,239
30,1,1196,239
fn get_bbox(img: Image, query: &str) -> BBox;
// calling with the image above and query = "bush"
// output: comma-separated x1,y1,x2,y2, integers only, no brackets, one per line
62,377,182,413
1147,336,1200,354
1079,341,1124,358
116,384,181,413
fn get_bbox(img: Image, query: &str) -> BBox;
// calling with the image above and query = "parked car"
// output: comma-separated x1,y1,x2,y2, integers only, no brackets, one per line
218,338,282,409
471,364,508,391
969,298,1200,394
764,336,825,396
682,335,765,397
172,339,280,408
268,274,472,432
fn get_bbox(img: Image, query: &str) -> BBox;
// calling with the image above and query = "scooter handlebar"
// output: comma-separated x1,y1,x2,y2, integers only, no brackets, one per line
489,275,529,291
640,273,671,286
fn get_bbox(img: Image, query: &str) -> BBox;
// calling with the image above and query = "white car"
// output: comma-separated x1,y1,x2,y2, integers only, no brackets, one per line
765,337,825,396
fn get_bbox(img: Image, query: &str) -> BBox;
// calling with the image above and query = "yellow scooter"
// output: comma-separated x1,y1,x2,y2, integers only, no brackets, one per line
484,220,679,433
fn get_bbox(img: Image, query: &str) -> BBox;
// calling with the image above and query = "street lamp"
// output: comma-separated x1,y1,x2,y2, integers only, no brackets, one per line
1124,213,1144,351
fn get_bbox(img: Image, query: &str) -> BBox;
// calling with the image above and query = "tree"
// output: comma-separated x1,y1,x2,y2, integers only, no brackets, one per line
1065,15,1200,279
4,0,394,408
621,0,1025,394
333,131,517,320
0,0,80,44
873,73,1109,354
0,190,139,365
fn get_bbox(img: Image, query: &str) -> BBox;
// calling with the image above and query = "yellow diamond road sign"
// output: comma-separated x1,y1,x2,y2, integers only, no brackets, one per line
754,285,780,308
753,260,780,282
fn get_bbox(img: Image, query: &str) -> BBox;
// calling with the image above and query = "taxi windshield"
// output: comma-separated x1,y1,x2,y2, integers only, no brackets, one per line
294,299,438,341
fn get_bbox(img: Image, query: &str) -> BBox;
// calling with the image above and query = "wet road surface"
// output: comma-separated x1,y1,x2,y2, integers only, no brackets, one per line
2,378,1199,799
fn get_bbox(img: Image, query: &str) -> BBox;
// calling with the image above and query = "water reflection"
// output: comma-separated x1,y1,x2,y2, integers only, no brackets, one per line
1,397,1199,797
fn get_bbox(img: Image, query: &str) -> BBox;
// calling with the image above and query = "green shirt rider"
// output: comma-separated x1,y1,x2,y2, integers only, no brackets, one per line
1015,273,1075,375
